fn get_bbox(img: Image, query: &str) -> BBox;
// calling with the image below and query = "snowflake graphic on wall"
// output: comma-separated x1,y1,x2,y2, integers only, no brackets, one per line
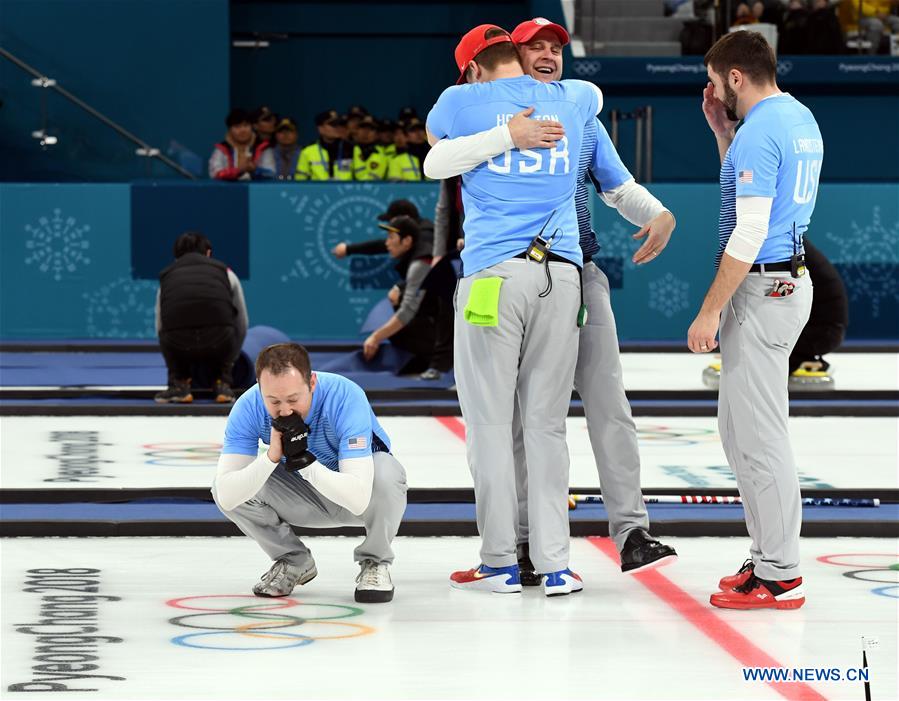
596,219,640,271
649,273,690,318
24,208,92,281
84,277,158,338
824,206,899,317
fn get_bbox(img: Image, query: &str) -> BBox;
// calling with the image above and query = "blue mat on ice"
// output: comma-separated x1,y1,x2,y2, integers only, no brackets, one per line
0,345,454,392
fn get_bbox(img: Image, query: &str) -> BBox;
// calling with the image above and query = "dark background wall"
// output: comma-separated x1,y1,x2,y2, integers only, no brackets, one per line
228,0,535,145
1,0,896,182
0,0,230,181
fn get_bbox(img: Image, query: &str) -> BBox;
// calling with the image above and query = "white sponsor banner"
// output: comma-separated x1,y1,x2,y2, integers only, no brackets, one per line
1,416,896,491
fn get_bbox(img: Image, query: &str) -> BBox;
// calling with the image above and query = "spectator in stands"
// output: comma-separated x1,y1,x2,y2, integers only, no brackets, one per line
377,120,397,159
272,117,302,180
397,106,419,125
405,119,431,168
732,2,761,25
842,0,899,53
334,115,351,143
347,105,368,142
353,116,388,180
779,0,812,52
387,122,423,181
805,0,846,53
209,109,275,181
361,216,452,376
252,106,278,150
295,110,354,180
756,0,784,25
155,231,248,404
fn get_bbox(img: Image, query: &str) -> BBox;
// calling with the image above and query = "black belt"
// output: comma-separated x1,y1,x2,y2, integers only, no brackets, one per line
749,261,791,273
514,251,580,269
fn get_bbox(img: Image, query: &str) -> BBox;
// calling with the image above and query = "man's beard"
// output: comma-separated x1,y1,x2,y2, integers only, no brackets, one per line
723,84,740,122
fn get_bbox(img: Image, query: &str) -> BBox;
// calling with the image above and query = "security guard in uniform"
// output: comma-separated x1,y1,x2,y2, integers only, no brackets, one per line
387,120,423,182
376,120,397,160
352,116,388,180
295,110,354,181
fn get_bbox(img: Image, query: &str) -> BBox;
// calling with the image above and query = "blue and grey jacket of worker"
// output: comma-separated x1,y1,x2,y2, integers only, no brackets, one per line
391,219,435,325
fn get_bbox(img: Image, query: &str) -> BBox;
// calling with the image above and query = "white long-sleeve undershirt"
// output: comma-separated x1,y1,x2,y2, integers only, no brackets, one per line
423,124,515,180
724,196,774,264
423,82,602,181
214,452,374,516
422,127,668,229
597,178,668,228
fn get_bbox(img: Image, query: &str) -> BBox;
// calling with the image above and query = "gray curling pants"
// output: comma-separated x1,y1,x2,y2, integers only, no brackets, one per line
515,261,649,553
718,270,813,581
212,452,408,568
455,258,581,574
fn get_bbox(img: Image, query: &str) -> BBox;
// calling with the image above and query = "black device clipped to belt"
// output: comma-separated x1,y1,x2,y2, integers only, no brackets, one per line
790,222,807,278
520,211,588,327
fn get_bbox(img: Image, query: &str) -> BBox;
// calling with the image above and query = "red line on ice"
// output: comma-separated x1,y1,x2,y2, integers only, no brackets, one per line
436,416,466,441
588,537,828,701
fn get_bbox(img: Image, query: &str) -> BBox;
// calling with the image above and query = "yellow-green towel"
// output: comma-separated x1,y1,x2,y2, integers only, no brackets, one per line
463,277,503,327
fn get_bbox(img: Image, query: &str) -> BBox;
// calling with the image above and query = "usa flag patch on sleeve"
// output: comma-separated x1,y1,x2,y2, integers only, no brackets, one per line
348,436,367,449
738,170,753,183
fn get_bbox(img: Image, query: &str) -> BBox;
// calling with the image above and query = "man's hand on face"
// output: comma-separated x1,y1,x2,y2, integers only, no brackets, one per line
267,424,284,463
702,82,738,138
507,107,565,150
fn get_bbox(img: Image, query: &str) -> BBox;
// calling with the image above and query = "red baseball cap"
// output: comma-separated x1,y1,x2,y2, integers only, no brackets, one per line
511,17,570,46
454,24,513,84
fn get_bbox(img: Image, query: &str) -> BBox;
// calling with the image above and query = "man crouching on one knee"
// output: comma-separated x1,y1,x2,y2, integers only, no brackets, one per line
212,342,407,602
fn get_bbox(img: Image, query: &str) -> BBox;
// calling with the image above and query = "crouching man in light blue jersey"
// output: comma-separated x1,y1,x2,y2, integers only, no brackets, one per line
426,24,599,596
425,17,680,584
686,31,822,610
212,343,407,603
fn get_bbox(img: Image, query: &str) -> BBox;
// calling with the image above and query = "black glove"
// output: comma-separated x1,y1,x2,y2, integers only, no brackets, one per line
271,413,317,472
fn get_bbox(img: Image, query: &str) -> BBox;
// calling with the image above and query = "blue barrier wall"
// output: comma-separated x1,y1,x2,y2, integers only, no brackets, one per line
1,182,897,341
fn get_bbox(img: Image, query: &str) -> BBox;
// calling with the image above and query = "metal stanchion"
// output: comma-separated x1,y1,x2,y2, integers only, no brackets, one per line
607,105,655,182
634,108,644,184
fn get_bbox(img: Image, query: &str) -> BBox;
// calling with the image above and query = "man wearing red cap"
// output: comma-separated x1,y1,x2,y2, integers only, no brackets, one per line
427,24,602,597
426,18,679,588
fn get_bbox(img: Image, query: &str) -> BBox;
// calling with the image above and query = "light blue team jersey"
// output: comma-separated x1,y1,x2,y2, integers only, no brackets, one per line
221,372,391,471
427,75,600,274
581,119,633,261
718,93,823,266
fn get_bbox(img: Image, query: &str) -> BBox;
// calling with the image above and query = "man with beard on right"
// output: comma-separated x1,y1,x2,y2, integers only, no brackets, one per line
687,30,822,609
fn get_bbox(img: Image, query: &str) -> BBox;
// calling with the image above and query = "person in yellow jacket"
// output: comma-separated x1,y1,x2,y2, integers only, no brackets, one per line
376,120,397,161
295,110,354,181
840,0,899,52
386,122,423,181
352,116,388,180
